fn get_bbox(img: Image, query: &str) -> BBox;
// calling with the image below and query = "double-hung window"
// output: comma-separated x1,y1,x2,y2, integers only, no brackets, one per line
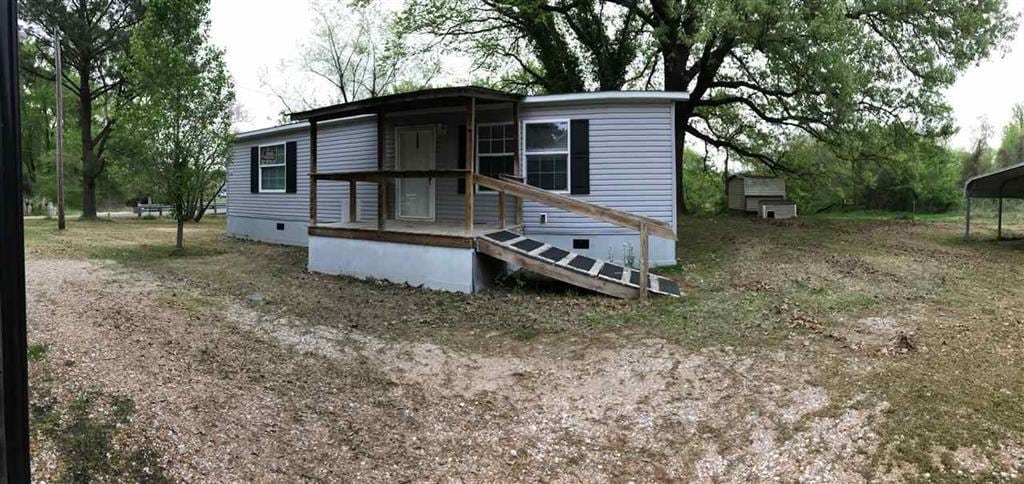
524,121,569,192
476,123,516,192
259,144,286,192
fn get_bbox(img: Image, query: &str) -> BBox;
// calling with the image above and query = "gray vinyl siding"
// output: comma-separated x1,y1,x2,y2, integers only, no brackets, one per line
227,117,379,239
518,101,675,236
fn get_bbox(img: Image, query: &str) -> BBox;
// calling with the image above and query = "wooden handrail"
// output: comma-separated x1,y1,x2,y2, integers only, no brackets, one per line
311,169,470,182
473,174,677,241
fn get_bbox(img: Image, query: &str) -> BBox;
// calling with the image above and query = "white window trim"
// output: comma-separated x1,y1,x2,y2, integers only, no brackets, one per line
475,121,515,195
257,142,287,193
521,118,571,194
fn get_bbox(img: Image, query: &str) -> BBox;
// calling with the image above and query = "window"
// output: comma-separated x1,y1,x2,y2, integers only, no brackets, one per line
476,123,515,192
259,144,286,192
524,121,569,191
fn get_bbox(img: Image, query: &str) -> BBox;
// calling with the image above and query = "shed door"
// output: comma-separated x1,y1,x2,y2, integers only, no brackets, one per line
396,126,436,220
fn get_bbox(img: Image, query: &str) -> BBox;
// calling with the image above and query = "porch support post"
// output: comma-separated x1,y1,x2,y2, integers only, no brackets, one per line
639,222,649,302
464,97,476,235
498,191,506,228
309,119,318,225
964,196,971,241
998,195,1004,240
512,101,523,227
377,112,386,230
349,181,357,222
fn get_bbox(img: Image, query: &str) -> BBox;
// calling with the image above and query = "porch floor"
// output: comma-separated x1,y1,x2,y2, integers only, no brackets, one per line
314,220,511,238
309,219,522,249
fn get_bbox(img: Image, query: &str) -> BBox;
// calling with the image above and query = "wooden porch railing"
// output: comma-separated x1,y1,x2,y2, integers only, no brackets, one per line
311,169,471,230
474,173,676,301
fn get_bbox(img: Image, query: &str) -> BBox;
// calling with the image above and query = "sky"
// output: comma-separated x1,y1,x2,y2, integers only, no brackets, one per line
209,0,1024,150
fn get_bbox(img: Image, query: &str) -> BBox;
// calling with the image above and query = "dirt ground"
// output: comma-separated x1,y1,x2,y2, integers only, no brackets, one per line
22,215,1024,481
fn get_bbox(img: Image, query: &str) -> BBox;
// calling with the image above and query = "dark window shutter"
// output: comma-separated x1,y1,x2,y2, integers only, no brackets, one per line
570,119,590,195
250,147,259,193
285,141,298,194
457,125,467,194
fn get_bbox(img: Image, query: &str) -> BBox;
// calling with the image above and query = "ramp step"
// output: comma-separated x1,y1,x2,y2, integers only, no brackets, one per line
479,231,681,298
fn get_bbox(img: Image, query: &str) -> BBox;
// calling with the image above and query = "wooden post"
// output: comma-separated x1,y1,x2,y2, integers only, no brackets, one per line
348,180,357,223
309,119,318,225
55,31,65,230
378,181,387,230
639,222,649,302
964,197,971,241
377,112,386,230
998,196,1003,240
464,98,476,234
512,102,523,226
498,190,506,228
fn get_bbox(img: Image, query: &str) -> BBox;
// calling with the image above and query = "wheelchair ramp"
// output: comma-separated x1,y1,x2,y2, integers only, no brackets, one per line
477,231,682,299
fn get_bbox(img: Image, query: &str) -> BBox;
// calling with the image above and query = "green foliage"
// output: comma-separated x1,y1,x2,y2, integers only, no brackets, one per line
121,0,234,247
397,0,644,93
995,104,1024,168
781,125,962,214
19,0,145,218
682,149,725,214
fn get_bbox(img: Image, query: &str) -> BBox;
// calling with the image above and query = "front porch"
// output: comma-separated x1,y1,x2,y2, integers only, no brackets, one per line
294,87,677,298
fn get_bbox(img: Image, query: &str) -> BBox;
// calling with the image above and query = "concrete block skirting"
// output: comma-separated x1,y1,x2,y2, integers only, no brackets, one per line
308,235,506,293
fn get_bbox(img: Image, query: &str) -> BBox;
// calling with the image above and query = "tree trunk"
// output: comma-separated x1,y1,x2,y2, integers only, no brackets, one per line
176,218,184,249
79,69,98,219
193,181,224,223
664,46,690,216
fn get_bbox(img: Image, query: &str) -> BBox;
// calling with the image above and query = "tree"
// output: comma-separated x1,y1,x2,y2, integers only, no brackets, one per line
962,120,995,185
19,0,144,218
18,38,56,200
399,0,645,92
122,0,234,249
400,0,1017,213
995,103,1024,168
264,0,440,114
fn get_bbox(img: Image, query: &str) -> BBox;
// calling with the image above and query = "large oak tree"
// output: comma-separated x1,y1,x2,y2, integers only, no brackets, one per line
400,0,1017,212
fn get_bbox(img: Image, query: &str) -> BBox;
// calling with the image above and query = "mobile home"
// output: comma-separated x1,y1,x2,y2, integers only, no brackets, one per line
228,87,685,298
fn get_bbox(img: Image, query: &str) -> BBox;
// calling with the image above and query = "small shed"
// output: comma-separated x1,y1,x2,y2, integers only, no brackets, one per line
727,175,786,212
759,200,798,219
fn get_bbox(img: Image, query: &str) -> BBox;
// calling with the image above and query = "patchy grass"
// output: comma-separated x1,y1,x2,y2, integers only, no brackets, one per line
23,213,1024,479
29,342,167,482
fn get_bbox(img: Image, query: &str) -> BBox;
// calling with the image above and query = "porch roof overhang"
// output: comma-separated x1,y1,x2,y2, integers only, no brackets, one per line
289,86,523,123
965,162,1024,199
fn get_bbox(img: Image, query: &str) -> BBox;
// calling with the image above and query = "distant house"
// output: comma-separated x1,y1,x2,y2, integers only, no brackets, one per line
727,174,787,212
226,87,687,298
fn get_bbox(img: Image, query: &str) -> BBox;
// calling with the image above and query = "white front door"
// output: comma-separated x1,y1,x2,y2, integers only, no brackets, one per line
396,126,436,220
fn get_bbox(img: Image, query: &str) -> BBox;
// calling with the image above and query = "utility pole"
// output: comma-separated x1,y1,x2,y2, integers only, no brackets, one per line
55,30,66,230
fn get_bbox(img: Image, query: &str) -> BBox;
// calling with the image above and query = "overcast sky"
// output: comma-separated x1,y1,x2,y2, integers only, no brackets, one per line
209,0,1024,150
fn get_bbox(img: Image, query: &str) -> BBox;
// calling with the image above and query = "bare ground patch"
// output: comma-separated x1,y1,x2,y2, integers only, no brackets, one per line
29,259,892,481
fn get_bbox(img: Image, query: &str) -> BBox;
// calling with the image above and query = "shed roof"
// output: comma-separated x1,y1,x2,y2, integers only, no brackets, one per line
726,174,780,181
964,162,1024,199
289,86,522,122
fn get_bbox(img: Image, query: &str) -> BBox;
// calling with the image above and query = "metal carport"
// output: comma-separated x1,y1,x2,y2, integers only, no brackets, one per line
964,162,1024,240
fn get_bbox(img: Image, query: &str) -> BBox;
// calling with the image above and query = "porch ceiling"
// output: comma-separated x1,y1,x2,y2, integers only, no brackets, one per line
289,86,523,123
